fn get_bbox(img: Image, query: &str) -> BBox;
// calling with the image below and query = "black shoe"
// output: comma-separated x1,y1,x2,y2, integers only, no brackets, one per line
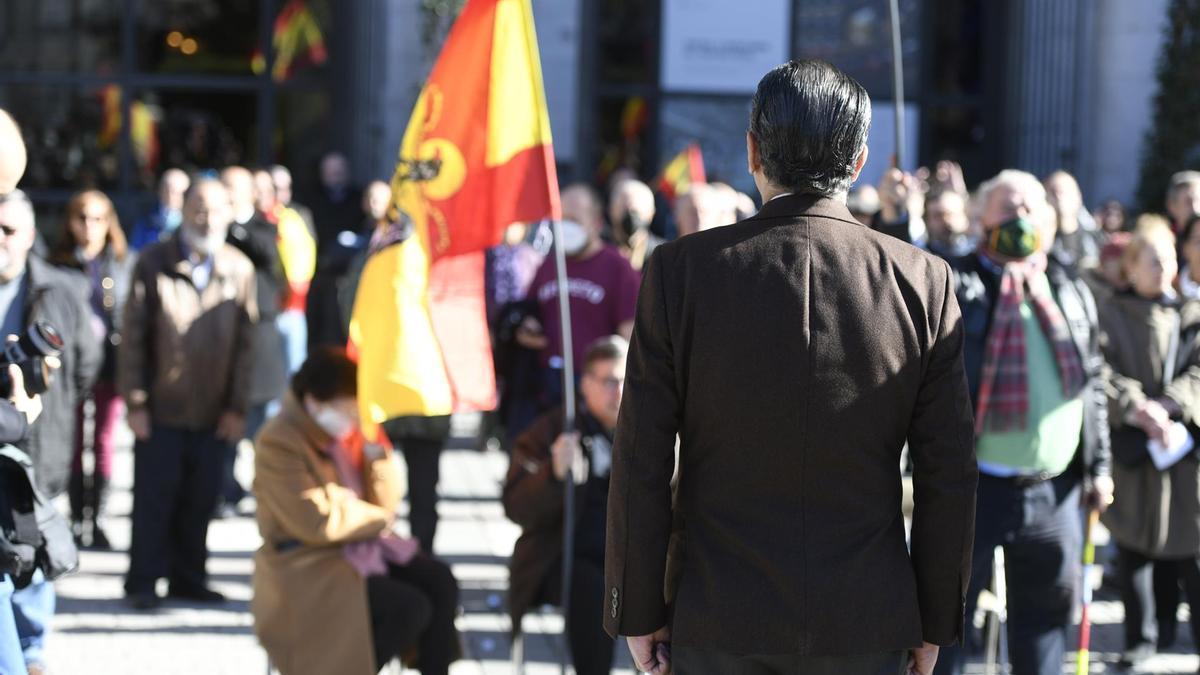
1118,642,1156,669
167,585,226,603
125,592,162,610
88,525,112,551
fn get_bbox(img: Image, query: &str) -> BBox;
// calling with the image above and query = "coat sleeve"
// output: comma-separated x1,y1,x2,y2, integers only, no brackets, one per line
70,274,103,394
226,263,259,415
255,432,393,546
502,414,564,532
1165,330,1200,426
906,261,979,646
604,246,680,638
117,256,152,409
1080,284,1112,480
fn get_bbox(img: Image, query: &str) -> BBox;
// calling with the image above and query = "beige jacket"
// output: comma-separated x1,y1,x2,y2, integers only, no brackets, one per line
251,393,405,675
117,234,257,430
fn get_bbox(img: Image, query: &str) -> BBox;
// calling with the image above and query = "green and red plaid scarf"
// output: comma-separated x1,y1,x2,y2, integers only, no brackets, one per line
974,253,1086,436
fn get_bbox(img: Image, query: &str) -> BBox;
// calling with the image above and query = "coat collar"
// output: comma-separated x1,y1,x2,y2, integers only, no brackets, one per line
164,231,239,282
745,192,865,229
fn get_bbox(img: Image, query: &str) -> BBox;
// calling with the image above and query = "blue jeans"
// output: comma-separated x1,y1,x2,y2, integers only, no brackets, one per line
935,473,1082,675
0,576,25,675
10,569,52,668
276,309,308,376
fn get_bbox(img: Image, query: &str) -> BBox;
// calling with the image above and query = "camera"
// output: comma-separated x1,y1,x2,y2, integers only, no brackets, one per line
0,322,64,399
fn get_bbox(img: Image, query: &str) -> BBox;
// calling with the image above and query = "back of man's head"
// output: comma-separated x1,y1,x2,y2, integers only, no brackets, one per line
749,60,871,197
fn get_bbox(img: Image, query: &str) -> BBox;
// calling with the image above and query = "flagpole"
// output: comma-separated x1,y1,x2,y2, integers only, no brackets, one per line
888,0,906,169
551,218,576,675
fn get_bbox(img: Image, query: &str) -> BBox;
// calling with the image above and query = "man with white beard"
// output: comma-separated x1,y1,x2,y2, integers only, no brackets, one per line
119,178,259,610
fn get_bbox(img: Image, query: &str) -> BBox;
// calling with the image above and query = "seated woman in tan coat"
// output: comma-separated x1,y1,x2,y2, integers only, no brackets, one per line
251,347,459,675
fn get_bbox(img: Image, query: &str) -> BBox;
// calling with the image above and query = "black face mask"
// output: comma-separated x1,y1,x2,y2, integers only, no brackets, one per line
619,213,648,242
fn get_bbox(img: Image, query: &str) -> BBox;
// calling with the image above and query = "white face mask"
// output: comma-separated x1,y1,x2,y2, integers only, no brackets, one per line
558,220,589,256
308,402,358,439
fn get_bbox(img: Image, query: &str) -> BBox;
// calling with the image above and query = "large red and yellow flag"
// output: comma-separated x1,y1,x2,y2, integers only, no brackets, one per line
349,0,560,424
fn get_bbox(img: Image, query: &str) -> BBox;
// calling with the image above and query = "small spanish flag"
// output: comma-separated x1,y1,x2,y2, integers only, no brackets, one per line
658,143,706,203
251,0,328,82
349,0,560,423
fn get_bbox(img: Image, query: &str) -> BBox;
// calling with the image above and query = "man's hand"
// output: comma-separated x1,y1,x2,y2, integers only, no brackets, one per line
127,408,152,441
551,432,587,485
878,167,925,223
1134,400,1172,444
7,364,40,425
1087,474,1115,514
627,625,671,675
906,641,939,675
216,411,246,443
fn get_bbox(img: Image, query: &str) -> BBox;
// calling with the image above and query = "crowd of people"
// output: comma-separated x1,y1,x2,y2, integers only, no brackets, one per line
1,71,1200,673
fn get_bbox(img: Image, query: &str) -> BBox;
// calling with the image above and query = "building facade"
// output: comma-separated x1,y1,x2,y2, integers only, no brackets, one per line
0,0,1173,227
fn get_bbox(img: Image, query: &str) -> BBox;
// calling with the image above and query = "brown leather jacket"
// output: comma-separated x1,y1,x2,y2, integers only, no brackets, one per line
117,234,258,430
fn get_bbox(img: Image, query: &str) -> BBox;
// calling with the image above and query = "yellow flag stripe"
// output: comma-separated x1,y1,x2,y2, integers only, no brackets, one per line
485,0,553,168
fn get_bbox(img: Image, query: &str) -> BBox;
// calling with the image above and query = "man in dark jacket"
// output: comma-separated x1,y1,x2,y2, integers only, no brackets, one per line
504,336,627,675
0,188,101,674
604,60,977,675
221,166,287,512
933,169,1113,675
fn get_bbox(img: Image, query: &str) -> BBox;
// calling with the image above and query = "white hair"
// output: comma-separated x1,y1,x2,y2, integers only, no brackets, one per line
0,189,34,229
975,169,1046,212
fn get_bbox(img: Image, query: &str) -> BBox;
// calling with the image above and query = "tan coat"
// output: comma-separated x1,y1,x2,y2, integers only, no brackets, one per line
1100,293,1200,558
117,234,258,429
251,394,405,675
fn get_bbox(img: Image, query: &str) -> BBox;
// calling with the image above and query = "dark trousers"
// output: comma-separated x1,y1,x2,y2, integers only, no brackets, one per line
537,556,614,675
934,473,1081,675
125,426,226,594
366,553,460,675
673,647,904,674
1118,547,1200,650
1155,559,1182,647
390,436,444,553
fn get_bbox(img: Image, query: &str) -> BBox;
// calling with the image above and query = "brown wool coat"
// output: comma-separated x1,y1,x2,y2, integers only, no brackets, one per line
1099,294,1200,558
251,394,405,675
604,194,978,656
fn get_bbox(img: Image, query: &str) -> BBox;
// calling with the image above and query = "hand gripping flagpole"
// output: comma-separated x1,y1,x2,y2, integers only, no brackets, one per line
888,0,906,170
551,218,576,675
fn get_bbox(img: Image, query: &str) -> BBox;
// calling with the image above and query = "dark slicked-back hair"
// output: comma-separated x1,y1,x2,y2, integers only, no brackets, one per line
749,60,872,197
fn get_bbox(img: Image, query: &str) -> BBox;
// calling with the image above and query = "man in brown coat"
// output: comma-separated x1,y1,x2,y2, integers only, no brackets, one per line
120,177,258,609
604,60,978,675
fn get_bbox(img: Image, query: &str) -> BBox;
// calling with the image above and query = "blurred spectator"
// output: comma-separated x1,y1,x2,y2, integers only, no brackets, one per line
1096,199,1128,235
504,336,627,675
1181,216,1200,301
936,170,1112,675
253,348,460,675
256,168,316,377
672,184,724,237
923,189,974,260
846,184,880,226
708,182,741,225
307,152,365,350
733,191,758,220
0,188,101,674
120,178,257,610
129,168,190,251
48,190,135,551
873,164,926,245
1045,170,1102,271
221,166,287,515
270,164,315,235
487,222,543,327
516,184,638,430
308,151,363,258
607,179,663,272
1097,219,1200,670
1166,171,1200,235
310,180,387,349
1087,231,1134,302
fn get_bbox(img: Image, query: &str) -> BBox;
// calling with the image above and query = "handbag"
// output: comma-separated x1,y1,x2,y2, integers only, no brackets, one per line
0,445,78,588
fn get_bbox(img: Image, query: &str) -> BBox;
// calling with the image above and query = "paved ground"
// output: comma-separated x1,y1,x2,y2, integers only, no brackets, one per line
29,418,1200,674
